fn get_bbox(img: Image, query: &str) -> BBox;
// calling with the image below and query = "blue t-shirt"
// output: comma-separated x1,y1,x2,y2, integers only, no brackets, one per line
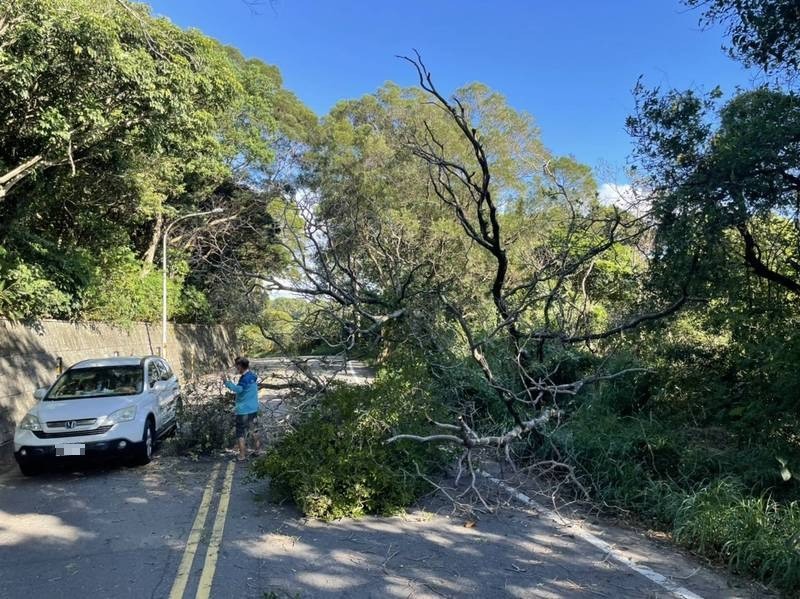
224,370,259,415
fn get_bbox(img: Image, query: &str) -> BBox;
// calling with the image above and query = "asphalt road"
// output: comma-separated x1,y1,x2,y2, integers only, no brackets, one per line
251,356,373,387
0,358,771,599
0,455,769,599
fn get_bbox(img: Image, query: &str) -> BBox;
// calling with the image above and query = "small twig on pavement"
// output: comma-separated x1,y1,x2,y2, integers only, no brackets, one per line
382,543,400,574
669,567,701,580
505,563,528,573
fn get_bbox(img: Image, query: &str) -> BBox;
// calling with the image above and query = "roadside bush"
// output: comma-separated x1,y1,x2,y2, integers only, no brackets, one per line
674,481,800,593
0,245,74,320
251,364,452,520
557,379,800,595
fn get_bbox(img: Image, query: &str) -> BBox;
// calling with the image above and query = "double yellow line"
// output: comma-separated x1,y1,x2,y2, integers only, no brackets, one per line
169,461,236,599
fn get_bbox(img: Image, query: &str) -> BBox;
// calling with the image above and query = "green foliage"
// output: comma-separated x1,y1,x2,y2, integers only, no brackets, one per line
0,5,797,594
238,324,273,357
686,0,800,74
555,310,800,594
81,248,174,323
560,403,800,594
674,482,800,593
251,365,451,520
174,285,214,324
613,22,800,590
0,0,311,323
0,246,72,319
237,298,328,357
629,55,800,300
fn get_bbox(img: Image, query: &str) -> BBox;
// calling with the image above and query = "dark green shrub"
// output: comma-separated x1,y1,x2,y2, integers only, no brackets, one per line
557,397,800,595
251,365,452,520
596,354,656,416
674,481,800,593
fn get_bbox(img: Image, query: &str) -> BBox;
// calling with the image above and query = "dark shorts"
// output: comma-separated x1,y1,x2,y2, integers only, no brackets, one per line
235,412,258,438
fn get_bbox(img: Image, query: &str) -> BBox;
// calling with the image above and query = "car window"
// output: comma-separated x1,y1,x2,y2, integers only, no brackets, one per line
147,362,160,388
46,366,143,400
157,359,173,381
154,360,167,381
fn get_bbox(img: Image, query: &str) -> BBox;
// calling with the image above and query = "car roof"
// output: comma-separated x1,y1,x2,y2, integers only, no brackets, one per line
70,356,161,370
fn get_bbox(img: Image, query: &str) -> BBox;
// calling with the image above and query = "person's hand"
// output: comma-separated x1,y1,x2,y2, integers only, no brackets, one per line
220,373,228,384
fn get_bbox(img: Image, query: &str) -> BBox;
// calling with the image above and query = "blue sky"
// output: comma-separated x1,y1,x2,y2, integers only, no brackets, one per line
144,0,758,175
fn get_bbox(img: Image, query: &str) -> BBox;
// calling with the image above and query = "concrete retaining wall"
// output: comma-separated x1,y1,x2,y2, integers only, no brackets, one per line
0,319,238,447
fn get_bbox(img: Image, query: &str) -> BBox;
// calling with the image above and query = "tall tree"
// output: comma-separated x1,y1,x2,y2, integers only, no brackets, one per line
627,85,800,296
627,1,800,302
232,59,682,495
0,0,314,321
687,0,800,75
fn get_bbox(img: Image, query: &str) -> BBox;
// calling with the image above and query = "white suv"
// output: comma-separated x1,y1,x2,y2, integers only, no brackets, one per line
14,356,180,476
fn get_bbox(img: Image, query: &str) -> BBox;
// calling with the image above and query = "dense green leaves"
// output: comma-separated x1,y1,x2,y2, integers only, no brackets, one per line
628,85,800,299
580,9,800,591
252,363,452,520
0,0,313,322
687,0,800,74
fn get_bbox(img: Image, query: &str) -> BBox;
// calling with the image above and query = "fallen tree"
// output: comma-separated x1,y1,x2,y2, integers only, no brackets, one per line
219,55,693,506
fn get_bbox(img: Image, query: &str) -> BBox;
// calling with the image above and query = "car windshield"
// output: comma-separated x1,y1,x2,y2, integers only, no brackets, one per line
46,366,143,400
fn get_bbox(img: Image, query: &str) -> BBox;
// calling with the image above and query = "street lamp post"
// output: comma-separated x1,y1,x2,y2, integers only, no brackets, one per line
161,208,223,357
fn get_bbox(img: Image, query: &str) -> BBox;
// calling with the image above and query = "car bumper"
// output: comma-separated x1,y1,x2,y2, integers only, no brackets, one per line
15,437,143,464
13,420,144,464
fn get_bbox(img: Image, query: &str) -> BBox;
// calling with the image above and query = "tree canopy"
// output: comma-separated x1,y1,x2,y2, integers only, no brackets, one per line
687,0,800,74
0,0,314,322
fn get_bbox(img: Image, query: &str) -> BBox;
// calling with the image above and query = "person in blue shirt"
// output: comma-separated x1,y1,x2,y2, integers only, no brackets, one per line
221,356,260,462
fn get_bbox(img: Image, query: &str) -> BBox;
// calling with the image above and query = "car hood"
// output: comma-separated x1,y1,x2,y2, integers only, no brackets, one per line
33,396,139,422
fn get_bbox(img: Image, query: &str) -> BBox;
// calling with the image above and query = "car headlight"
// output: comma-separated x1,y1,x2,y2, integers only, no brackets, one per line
107,406,137,424
19,414,42,431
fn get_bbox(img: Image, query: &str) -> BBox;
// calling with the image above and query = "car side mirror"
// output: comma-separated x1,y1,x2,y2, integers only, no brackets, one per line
33,387,48,401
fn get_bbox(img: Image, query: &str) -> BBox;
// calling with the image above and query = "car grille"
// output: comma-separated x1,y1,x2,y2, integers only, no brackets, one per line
33,425,113,439
46,418,98,428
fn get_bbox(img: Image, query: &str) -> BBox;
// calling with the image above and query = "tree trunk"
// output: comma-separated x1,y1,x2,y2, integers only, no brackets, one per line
141,212,163,274
0,155,44,200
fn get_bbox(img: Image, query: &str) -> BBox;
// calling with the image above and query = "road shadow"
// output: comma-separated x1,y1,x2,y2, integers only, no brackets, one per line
216,471,764,599
0,453,772,599
0,455,219,599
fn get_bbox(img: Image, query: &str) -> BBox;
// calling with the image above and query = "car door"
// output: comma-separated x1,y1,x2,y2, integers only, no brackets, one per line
155,359,179,429
146,360,167,431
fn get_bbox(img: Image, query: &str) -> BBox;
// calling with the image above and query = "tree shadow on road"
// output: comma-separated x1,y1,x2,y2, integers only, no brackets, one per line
0,455,219,599
219,473,760,599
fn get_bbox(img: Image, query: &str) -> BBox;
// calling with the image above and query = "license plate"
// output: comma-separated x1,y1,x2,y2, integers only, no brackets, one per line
55,444,85,456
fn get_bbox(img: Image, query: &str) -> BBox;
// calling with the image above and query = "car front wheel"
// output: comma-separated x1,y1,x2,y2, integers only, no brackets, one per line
131,419,155,466
18,461,42,477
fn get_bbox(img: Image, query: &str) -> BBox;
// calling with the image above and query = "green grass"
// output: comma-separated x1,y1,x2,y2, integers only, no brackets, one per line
674,481,800,592
556,402,800,596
